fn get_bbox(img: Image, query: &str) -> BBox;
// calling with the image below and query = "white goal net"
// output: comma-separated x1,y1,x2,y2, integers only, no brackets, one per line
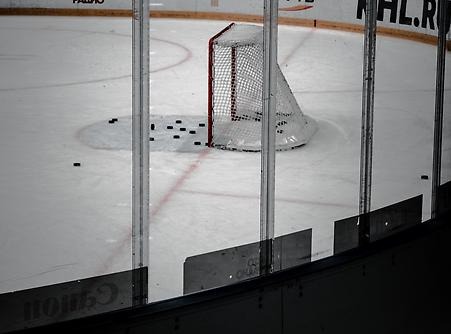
208,23,317,152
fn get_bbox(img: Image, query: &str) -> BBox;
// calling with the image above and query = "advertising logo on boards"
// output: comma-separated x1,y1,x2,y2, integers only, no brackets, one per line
280,0,315,12
73,0,105,4
356,0,450,32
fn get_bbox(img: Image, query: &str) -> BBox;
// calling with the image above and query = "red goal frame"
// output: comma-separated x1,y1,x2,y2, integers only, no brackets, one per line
208,23,236,147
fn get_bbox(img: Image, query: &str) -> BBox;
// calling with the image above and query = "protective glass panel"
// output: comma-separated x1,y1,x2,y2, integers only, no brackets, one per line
149,1,263,301
275,1,364,262
0,3,136,330
442,18,451,213
372,0,438,221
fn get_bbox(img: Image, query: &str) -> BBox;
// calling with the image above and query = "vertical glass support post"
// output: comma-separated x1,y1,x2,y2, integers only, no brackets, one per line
431,0,448,219
358,0,377,245
260,0,278,276
132,0,150,306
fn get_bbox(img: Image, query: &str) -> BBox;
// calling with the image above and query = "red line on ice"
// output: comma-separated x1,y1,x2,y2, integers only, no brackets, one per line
150,148,211,218
97,147,211,275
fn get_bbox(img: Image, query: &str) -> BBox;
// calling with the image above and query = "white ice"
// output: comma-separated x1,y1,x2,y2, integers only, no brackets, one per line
0,16,449,301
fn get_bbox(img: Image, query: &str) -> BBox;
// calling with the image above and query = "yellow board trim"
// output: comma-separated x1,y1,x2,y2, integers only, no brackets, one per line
0,8,446,48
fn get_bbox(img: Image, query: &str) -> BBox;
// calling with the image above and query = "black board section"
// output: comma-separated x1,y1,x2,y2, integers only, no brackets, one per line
334,215,360,254
184,229,312,295
0,267,147,333
438,181,451,215
368,195,422,241
274,229,312,270
334,195,422,254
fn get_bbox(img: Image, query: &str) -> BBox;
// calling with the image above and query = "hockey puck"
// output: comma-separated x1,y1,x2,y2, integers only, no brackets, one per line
176,120,182,124
173,135,180,139
149,137,154,141
199,123,205,127
167,125,174,130
421,175,429,180
189,130,196,134
108,120,115,124
73,162,81,167
180,128,186,131
151,124,155,130
112,118,118,122
194,141,201,146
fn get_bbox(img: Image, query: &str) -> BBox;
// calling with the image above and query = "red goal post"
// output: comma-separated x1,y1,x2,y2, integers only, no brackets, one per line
208,23,236,147
207,23,317,152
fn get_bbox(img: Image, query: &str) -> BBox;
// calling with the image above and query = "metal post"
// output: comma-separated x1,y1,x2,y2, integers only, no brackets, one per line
358,0,377,245
132,0,150,306
431,0,448,219
260,0,278,275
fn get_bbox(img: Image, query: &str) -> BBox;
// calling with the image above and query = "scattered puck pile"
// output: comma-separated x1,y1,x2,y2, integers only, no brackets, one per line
150,119,208,147
75,115,209,162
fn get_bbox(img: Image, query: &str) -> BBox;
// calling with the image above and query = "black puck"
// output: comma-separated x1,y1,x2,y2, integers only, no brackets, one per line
180,128,186,131
112,118,118,122
73,162,81,167
108,120,115,124
176,120,182,124
194,141,201,146
421,175,429,180
199,123,206,127
167,125,174,130
189,130,196,134
149,137,154,141
151,124,155,130
173,135,180,139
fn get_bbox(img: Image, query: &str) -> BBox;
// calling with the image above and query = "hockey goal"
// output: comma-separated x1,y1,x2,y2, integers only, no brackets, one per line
208,23,317,152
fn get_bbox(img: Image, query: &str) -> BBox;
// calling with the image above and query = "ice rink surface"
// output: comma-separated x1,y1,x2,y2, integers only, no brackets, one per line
0,16,449,301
